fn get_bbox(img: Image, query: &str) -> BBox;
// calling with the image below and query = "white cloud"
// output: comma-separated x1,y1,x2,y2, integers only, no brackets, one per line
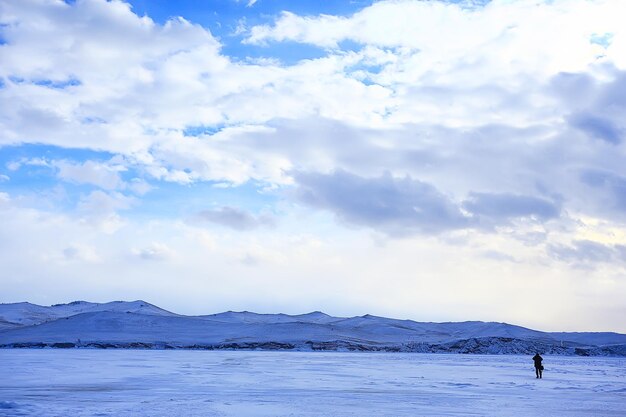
128,178,153,195
196,206,276,231
247,0,625,77
77,190,135,233
132,242,174,261
0,192,10,207
1,1,624,225
61,244,101,263
6,157,51,171
1,0,622,193
55,160,126,190
6,161,21,171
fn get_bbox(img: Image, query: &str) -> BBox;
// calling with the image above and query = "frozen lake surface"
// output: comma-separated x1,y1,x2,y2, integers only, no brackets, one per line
1,350,624,416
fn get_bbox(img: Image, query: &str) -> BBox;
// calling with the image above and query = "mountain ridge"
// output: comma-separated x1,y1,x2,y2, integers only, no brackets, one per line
1,301,625,355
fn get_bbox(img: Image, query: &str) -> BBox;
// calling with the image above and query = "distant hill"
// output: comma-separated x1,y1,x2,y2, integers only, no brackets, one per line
1,301,625,355
0,300,175,329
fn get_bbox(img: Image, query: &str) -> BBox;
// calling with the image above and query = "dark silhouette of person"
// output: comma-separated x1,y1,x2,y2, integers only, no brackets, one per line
532,353,543,378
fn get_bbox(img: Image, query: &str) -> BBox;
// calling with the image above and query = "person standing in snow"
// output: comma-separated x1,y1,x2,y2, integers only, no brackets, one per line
532,353,543,378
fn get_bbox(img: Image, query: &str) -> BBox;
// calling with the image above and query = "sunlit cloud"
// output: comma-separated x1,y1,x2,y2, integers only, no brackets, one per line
0,0,625,332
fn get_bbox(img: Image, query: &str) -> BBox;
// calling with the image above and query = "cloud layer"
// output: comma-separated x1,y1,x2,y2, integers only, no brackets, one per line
1,0,626,331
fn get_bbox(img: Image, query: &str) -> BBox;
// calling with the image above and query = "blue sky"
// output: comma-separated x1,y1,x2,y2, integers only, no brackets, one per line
128,0,374,64
1,0,626,332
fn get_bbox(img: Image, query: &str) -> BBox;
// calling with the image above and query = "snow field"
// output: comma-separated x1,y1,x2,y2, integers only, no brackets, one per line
1,350,624,416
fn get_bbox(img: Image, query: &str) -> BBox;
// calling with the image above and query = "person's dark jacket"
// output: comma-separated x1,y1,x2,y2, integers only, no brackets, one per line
532,354,543,368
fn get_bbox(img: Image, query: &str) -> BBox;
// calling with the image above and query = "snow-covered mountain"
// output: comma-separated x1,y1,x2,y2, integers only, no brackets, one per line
1,301,625,355
0,300,175,328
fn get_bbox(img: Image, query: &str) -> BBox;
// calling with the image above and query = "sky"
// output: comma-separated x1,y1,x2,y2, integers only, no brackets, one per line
1,0,625,332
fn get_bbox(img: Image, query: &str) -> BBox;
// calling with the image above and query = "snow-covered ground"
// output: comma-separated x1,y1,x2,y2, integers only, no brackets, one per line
1,350,624,416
